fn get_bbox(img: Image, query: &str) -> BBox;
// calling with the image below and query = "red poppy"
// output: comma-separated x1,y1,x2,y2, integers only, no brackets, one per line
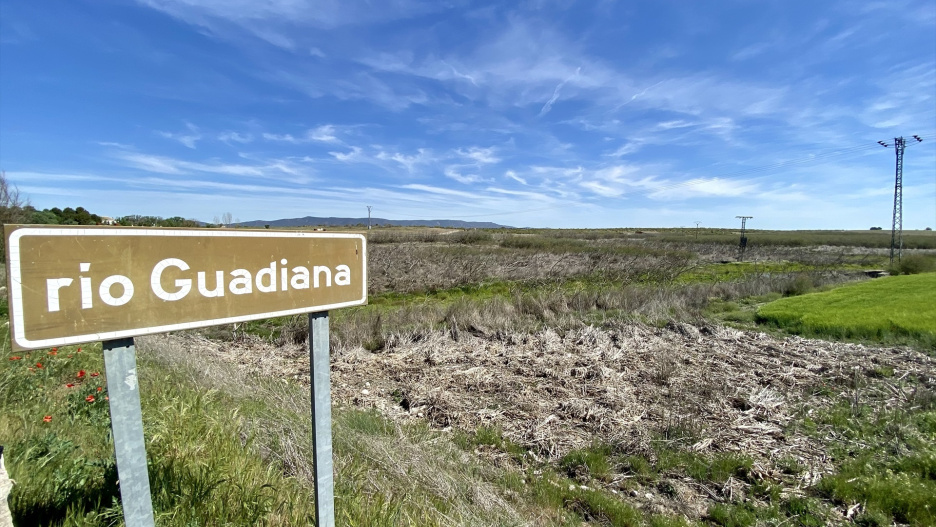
35,363,43,369
66,383,75,388
52,347,58,352
97,386,103,392
105,396,109,401
43,415,52,423
91,372,100,377
77,347,82,353
8,356,21,361
48,351,57,356
77,370,86,378
86,395,95,403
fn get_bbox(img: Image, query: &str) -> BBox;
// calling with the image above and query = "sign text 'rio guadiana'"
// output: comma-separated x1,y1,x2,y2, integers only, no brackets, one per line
5,226,367,350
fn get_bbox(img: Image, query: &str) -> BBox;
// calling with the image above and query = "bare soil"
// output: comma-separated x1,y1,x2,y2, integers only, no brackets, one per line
153,323,936,520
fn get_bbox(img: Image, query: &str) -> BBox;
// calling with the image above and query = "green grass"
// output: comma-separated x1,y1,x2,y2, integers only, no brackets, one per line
808,400,936,526
1,341,323,525
756,273,936,348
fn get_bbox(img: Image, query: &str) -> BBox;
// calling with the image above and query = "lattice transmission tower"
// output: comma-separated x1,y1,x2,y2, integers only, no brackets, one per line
736,216,752,262
878,135,922,264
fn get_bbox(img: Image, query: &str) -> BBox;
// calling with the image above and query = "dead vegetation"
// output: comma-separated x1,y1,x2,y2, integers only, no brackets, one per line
166,230,935,523
159,320,935,522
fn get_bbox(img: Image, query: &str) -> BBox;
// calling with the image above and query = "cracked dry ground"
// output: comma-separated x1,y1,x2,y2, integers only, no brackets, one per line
156,323,936,521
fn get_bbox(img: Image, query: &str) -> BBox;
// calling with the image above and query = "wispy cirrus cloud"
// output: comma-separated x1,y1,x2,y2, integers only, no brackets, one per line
262,124,342,144
444,167,485,185
156,122,202,148
456,146,500,164
112,151,313,182
217,131,254,143
375,148,433,172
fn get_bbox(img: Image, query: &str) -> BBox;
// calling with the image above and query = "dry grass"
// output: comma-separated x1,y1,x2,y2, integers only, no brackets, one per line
324,271,859,353
136,334,533,526
169,322,936,522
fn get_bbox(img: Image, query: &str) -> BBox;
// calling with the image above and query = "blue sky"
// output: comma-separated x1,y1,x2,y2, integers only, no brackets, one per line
1,0,935,229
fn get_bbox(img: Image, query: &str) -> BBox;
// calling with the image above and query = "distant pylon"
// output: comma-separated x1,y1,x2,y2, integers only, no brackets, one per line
736,216,752,261
879,135,922,264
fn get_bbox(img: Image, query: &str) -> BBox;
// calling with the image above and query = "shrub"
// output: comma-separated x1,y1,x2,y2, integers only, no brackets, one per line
895,254,936,275
783,273,814,296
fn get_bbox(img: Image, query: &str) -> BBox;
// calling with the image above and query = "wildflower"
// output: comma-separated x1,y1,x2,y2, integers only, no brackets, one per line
86,395,95,403
77,347,82,353
48,351,58,356
77,370,86,378
91,372,100,377
43,415,52,423
97,386,103,392
66,383,75,388
8,356,21,361
35,363,43,369
52,347,58,352
105,396,109,401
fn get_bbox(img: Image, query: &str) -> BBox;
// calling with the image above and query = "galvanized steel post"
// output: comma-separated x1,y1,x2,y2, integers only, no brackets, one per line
103,338,155,527
309,311,336,527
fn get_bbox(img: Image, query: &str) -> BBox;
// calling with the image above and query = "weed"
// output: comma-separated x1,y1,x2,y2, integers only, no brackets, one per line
560,444,613,482
706,502,757,527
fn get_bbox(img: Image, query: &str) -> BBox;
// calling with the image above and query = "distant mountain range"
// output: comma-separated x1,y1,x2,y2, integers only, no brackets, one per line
236,216,510,229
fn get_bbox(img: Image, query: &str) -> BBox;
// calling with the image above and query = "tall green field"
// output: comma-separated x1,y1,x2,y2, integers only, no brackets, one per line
756,273,936,347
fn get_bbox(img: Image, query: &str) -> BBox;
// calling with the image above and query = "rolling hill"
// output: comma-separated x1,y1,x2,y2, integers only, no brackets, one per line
236,216,510,229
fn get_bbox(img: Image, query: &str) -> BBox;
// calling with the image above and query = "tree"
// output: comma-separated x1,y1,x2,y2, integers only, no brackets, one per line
29,210,59,224
0,170,30,226
221,212,233,226
0,170,31,259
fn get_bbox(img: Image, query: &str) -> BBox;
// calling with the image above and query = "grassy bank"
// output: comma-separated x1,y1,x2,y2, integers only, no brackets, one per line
756,273,936,349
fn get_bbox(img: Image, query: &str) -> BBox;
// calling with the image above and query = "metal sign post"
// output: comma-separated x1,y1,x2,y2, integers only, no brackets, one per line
309,311,335,527
103,338,155,527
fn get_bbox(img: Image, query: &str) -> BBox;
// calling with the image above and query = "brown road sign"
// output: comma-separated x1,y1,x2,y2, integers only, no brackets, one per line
5,226,367,350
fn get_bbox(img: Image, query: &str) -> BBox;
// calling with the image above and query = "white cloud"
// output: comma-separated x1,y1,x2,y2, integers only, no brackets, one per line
114,151,312,181
648,177,760,201
400,183,481,199
218,131,254,143
308,124,339,143
156,122,202,148
263,132,298,143
456,146,500,164
329,146,363,162
606,142,642,157
444,167,484,184
376,148,433,172
484,187,552,200
539,67,580,116
263,125,342,144
731,42,769,61
138,0,443,31
505,170,527,185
